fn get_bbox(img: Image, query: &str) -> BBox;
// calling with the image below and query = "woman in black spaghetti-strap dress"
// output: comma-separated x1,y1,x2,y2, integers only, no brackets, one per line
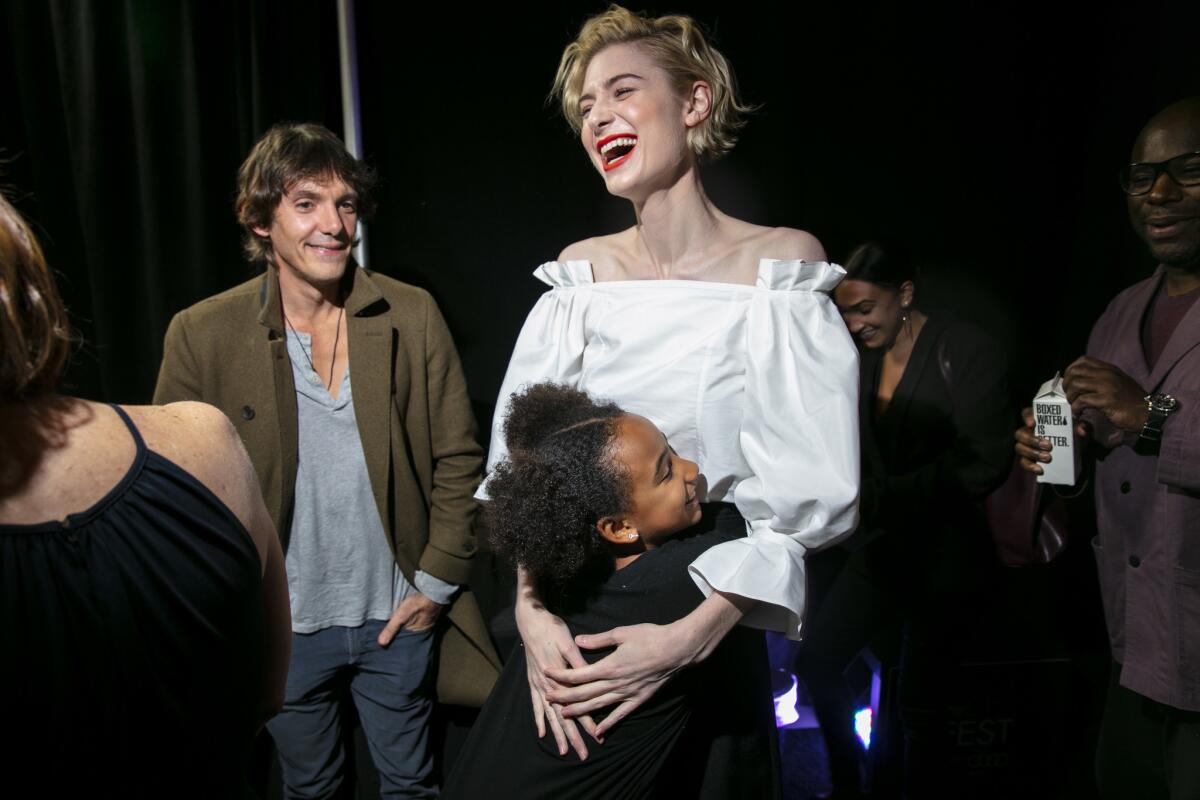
1,405,266,798
0,192,285,799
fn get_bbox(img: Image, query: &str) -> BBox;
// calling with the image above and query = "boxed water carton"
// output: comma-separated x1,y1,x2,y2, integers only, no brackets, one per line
1033,373,1080,486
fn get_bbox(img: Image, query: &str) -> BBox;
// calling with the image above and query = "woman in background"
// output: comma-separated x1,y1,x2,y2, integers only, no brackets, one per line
479,7,859,796
0,192,290,799
798,241,1013,798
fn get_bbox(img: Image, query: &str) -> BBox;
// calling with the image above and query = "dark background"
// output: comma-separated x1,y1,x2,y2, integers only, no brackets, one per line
3,0,1197,425
3,1,1197,796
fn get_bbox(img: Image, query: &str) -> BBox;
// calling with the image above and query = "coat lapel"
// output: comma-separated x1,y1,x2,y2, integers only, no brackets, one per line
345,268,395,535
882,315,943,461
257,269,299,537
1117,270,1162,387
858,351,886,477
1147,275,1200,392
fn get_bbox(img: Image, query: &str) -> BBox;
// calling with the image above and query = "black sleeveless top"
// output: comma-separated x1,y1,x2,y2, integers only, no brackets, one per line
0,406,264,798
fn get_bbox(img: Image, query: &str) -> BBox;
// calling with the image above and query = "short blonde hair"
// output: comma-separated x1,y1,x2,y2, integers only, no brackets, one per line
551,5,753,162
0,193,71,401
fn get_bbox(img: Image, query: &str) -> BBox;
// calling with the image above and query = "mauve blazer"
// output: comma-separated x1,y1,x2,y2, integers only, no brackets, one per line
1084,267,1200,712
154,265,500,706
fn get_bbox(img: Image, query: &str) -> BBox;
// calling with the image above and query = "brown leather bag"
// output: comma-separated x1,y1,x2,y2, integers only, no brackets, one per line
983,461,1071,566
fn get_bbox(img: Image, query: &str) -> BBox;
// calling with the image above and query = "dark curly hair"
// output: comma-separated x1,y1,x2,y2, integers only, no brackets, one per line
486,383,631,602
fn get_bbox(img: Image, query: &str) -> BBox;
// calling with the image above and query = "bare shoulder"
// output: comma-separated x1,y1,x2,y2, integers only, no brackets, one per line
760,226,827,262
124,402,263,528
558,229,638,281
557,237,599,263
128,401,238,451
557,231,627,262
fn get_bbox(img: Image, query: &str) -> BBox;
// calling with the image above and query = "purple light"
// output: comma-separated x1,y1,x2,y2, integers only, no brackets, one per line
773,672,799,727
854,707,873,749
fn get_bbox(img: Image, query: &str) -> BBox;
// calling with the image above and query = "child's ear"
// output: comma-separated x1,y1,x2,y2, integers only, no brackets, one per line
596,516,641,545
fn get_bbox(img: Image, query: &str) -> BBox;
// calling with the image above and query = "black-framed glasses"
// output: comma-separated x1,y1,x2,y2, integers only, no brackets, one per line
1118,151,1200,196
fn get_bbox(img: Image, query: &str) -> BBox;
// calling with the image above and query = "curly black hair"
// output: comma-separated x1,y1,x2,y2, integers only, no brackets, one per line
485,383,631,599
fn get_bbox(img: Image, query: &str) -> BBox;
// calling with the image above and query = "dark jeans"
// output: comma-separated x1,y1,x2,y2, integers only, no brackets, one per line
266,620,437,799
1095,661,1200,800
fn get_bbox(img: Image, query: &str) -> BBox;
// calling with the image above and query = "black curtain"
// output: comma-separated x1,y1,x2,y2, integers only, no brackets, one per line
1,1,1197,795
354,1,1199,425
3,0,1197,414
1,0,343,403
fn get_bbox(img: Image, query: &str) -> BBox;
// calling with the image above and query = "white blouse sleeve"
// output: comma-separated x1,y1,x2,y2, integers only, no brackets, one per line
688,260,860,639
475,261,593,500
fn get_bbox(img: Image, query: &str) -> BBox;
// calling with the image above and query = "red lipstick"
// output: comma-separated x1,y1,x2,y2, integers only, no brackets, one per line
596,133,638,172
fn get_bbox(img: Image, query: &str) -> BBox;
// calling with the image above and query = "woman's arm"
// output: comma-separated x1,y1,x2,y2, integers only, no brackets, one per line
482,265,598,753
545,589,755,737
211,404,292,722
693,260,861,636
255,498,291,721
514,567,602,758
142,402,292,722
477,263,592,499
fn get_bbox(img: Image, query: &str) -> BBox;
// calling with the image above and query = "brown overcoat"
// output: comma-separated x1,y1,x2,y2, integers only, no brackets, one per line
154,264,500,706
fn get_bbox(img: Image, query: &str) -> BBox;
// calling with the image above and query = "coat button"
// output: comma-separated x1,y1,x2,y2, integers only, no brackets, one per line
242,405,255,421
1129,555,1141,568
1120,481,1131,494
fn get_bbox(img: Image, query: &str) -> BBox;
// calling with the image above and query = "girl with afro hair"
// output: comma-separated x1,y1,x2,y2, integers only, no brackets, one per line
443,383,771,799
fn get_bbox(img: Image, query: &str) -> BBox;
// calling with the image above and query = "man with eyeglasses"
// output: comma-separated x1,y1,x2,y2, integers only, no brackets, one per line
1016,97,1200,798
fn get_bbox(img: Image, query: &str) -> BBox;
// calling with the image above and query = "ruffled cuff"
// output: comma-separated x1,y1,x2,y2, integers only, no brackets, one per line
687,525,809,640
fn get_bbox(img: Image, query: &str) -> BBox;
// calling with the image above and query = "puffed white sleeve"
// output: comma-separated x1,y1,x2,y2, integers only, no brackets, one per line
475,261,594,500
688,260,860,639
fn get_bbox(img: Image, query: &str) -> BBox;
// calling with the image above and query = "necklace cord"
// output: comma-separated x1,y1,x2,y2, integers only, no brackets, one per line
283,305,344,392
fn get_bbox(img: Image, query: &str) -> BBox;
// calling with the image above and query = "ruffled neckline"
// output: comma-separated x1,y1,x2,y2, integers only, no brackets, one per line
533,258,845,292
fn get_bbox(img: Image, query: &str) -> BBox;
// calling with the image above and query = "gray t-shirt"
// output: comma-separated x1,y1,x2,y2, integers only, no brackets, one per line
284,329,454,634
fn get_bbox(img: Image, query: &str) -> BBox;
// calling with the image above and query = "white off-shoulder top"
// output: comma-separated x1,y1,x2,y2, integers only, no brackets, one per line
480,258,861,638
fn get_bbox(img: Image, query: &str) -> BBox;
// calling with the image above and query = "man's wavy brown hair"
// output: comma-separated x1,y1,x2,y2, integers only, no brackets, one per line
235,122,377,263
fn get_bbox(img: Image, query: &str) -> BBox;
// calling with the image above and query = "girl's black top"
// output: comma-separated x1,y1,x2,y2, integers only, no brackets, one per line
443,502,779,800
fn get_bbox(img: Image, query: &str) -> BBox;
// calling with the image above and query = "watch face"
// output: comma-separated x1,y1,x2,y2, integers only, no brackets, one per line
1150,393,1178,413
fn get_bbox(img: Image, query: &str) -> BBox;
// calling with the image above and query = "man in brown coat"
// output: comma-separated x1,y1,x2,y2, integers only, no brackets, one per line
155,123,499,798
